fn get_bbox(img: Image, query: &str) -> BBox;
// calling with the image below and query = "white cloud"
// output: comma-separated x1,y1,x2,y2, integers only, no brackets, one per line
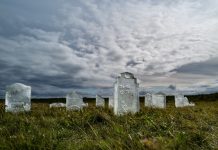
57,0,218,76
0,0,218,96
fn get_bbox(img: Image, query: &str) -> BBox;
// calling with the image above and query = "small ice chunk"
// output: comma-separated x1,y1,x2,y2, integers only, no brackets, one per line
49,103,66,108
144,93,152,107
108,96,114,108
151,93,166,108
96,95,105,107
66,91,85,110
175,95,195,107
175,95,185,107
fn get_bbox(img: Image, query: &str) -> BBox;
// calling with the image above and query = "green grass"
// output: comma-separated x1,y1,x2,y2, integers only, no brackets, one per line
0,101,217,150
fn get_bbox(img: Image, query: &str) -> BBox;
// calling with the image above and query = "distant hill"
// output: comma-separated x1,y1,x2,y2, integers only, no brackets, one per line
186,93,218,102
0,93,217,103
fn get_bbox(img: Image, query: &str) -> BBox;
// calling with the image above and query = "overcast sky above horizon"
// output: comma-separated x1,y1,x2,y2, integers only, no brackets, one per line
0,0,218,97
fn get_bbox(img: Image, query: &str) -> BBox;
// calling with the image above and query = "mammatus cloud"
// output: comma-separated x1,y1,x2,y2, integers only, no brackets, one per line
0,0,218,97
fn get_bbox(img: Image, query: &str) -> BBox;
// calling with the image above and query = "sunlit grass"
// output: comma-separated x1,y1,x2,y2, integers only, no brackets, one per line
0,101,217,150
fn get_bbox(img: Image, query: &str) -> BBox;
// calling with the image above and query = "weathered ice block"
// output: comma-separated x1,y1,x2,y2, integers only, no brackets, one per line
175,95,185,107
108,96,114,108
144,93,152,107
96,95,105,107
184,97,195,106
114,72,139,115
66,91,86,110
5,83,31,112
151,94,166,108
49,103,66,108
175,95,195,107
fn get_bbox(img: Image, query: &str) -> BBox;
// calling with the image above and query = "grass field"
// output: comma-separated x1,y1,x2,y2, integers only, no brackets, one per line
0,99,217,150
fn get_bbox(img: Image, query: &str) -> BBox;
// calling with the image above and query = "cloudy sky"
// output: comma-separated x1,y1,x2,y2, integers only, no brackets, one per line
0,0,218,97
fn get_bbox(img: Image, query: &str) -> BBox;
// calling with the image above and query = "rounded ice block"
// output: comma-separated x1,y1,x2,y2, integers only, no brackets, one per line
5,83,31,112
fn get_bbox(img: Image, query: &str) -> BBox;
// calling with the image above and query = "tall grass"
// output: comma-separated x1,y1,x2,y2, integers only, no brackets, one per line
0,101,217,150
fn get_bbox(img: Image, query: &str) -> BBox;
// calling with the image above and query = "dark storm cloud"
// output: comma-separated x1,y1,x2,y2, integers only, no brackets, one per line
0,0,218,97
173,58,218,76
168,85,176,90
126,60,141,67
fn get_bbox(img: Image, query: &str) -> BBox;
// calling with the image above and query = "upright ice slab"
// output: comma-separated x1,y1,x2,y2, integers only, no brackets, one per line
175,95,195,107
175,95,184,107
66,91,86,110
108,96,114,108
96,95,105,107
184,97,195,106
144,93,152,107
5,83,31,112
114,72,139,115
151,93,166,108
